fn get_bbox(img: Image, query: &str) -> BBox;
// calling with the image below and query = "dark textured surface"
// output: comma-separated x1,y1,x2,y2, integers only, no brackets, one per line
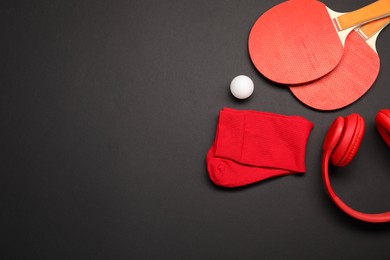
1,0,390,259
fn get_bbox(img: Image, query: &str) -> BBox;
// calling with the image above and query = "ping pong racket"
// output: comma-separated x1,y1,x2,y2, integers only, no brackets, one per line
248,0,390,84
289,16,390,111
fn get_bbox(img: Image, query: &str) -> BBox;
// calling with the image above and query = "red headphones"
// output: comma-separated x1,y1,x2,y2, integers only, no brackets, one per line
322,109,390,223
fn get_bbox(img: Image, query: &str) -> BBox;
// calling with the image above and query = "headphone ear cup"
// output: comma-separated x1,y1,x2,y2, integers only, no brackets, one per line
330,114,365,167
375,109,390,148
323,116,344,154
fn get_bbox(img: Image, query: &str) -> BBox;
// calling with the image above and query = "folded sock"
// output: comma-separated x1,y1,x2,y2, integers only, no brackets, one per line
206,108,314,187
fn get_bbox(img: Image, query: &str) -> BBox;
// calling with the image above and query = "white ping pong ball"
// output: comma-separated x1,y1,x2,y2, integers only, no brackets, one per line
230,75,254,99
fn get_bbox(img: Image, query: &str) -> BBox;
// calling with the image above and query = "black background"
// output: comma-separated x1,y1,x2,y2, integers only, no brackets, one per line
1,0,390,259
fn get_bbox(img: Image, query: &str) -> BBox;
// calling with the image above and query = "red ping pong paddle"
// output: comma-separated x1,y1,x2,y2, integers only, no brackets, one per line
289,16,390,111
248,0,390,84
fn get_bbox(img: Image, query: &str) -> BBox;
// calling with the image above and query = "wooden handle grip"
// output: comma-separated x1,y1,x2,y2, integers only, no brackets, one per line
336,0,390,31
358,16,390,39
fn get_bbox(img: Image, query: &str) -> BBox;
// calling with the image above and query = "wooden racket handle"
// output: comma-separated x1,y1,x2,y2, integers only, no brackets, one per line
358,16,390,39
336,0,390,31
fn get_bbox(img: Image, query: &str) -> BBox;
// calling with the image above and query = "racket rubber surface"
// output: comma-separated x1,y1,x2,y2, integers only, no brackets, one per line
289,30,380,111
249,0,344,84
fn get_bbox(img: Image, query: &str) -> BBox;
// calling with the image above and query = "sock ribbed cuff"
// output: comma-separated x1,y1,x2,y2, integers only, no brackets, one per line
215,108,313,173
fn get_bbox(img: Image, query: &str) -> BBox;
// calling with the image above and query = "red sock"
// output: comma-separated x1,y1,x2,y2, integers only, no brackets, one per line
206,108,313,187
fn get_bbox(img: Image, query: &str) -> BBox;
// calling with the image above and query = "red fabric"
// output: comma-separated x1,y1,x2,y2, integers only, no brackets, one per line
206,108,313,187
